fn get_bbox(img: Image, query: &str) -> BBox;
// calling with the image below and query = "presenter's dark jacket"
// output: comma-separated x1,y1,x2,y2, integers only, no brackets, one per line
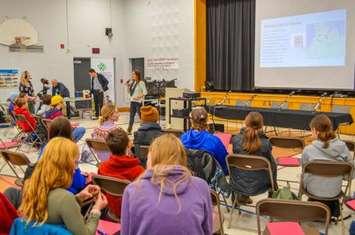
231,128,277,195
52,82,70,98
91,73,109,92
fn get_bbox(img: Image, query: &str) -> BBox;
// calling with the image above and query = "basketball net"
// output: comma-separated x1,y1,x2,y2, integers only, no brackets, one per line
14,36,30,51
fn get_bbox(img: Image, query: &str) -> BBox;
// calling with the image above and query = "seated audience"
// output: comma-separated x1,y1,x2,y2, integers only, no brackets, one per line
302,114,353,218
121,134,212,235
133,105,162,164
36,94,52,117
181,107,228,174
45,95,86,142
14,96,37,132
19,137,107,235
91,104,119,139
4,117,88,209
231,112,277,204
98,128,144,220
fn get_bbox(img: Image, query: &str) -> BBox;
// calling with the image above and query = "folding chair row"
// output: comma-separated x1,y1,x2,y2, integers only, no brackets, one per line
0,150,32,186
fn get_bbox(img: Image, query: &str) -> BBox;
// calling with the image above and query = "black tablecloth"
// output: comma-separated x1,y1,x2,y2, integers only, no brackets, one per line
207,105,353,130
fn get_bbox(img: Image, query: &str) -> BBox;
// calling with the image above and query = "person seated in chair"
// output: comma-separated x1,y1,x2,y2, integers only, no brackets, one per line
181,107,228,175
231,112,277,204
14,96,37,133
45,95,86,142
18,137,107,235
133,105,162,165
36,94,52,117
91,104,119,140
302,114,353,218
98,128,144,220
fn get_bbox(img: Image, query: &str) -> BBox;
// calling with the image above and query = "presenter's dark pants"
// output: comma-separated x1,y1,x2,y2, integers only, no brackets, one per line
128,101,142,133
93,90,104,118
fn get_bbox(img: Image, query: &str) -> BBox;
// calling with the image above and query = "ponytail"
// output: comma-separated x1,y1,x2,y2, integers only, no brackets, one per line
310,114,335,148
242,112,263,153
242,126,261,153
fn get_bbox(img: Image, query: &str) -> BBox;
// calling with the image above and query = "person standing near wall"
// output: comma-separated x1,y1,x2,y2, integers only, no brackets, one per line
126,70,147,135
19,70,35,113
88,69,109,120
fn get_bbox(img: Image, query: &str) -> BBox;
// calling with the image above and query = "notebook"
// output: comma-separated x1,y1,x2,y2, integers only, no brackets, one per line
96,220,121,235
277,157,300,167
266,222,304,235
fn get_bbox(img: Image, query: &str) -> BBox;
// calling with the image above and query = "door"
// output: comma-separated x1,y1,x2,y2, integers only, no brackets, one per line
130,58,145,79
73,57,91,92
73,57,91,109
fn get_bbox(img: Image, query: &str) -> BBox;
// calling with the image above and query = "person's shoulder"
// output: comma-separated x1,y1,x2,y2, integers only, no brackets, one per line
190,176,210,194
48,188,74,202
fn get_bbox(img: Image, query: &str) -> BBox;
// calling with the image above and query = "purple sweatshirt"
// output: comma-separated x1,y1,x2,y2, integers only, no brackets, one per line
121,166,213,235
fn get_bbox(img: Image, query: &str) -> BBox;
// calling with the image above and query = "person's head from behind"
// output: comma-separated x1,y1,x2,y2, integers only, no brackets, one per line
48,117,72,140
132,70,141,81
51,95,64,109
106,128,129,156
51,79,58,87
42,94,52,106
89,68,97,78
190,107,208,131
242,112,264,153
147,134,187,169
19,137,79,224
140,105,159,124
310,114,335,148
14,97,27,109
100,104,119,125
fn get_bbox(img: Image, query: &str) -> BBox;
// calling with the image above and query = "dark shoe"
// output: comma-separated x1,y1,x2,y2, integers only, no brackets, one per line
92,116,99,120
237,195,253,205
127,128,132,135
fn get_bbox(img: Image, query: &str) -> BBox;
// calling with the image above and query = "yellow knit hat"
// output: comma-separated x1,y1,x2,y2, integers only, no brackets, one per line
51,95,64,106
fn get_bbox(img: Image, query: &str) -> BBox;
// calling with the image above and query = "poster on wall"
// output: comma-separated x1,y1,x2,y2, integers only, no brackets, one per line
146,58,179,70
0,69,19,102
91,58,115,103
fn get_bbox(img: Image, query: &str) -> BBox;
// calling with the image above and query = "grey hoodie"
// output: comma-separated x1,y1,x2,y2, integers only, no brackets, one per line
302,138,353,198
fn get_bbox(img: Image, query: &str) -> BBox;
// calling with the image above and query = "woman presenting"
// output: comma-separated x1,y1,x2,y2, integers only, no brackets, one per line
19,70,36,113
126,70,147,134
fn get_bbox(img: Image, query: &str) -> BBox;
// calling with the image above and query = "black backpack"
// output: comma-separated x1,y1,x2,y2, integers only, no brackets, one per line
186,149,217,184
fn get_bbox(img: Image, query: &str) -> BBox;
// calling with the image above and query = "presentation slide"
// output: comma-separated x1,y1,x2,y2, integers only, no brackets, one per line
261,10,346,68
255,0,355,90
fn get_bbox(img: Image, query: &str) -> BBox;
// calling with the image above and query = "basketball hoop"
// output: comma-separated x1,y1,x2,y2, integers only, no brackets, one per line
13,36,29,51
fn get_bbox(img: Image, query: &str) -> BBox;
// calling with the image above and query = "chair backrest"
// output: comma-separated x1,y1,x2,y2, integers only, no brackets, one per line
0,150,31,166
14,114,35,131
269,136,305,150
41,118,52,129
92,175,130,197
186,149,217,184
344,140,355,152
86,138,110,152
256,198,330,235
138,145,150,161
303,160,353,178
162,128,183,138
227,154,275,191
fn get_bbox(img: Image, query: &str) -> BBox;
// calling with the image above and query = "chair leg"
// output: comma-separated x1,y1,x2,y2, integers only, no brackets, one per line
228,196,238,229
340,207,345,235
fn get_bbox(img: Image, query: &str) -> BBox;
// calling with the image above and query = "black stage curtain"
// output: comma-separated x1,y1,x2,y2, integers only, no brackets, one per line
207,0,255,91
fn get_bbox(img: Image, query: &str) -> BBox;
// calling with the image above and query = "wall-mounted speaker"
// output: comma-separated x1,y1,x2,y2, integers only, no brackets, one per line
105,28,113,38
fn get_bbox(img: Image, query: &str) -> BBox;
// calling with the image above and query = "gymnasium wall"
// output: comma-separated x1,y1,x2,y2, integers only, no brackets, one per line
0,0,195,105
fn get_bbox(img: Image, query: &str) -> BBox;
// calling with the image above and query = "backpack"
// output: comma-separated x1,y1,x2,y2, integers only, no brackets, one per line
272,182,297,200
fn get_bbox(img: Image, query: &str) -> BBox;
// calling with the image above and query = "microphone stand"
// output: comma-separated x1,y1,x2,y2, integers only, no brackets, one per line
313,92,328,112
278,91,295,110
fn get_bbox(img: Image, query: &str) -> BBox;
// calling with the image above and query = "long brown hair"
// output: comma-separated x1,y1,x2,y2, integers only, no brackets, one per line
310,114,335,148
48,117,73,140
19,137,79,224
242,112,263,153
133,70,141,82
20,71,30,86
139,134,191,212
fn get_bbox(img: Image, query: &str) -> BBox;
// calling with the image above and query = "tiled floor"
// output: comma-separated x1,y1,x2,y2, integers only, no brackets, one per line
0,113,354,234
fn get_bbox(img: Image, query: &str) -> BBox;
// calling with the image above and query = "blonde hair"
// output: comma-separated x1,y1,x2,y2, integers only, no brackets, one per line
139,134,191,212
20,71,30,86
19,137,79,224
100,104,117,125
